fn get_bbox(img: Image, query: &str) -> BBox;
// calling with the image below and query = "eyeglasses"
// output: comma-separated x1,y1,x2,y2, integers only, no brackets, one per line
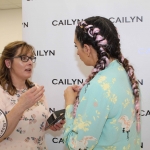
12,55,36,63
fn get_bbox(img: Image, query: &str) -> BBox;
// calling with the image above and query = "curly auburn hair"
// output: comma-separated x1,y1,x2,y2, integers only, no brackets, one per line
0,41,35,95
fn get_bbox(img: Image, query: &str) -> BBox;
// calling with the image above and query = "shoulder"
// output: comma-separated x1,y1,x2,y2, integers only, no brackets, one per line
101,60,125,75
95,60,128,84
0,85,7,102
0,85,5,94
33,83,43,88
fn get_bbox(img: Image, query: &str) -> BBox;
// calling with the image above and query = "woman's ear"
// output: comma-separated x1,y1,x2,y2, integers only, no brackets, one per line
5,59,11,68
83,44,91,57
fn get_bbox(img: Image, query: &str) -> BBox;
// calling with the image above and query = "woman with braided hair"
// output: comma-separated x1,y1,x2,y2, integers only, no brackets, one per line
63,16,141,150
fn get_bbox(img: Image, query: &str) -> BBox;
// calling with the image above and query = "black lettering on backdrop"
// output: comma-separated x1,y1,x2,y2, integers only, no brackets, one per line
109,16,143,23
52,19,84,26
52,17,143,26
141,142,143,148
138,79,143,85
35,50,55,56
52,138,64,143
52,79,83,85
49,108,55,113
141,110,150,116
22,22,28,28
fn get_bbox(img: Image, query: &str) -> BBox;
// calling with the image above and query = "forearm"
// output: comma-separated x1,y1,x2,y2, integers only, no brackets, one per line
63,105,75,148
0,104,24,142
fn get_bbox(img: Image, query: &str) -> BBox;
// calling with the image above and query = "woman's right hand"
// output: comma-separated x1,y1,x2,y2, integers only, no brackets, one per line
17,86,45,111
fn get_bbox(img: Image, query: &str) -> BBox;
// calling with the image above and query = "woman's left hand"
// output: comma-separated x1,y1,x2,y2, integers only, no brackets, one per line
64,86,79,107
49,119,66,131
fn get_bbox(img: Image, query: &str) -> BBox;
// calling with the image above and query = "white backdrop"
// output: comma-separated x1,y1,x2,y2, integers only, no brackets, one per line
22,0,150,149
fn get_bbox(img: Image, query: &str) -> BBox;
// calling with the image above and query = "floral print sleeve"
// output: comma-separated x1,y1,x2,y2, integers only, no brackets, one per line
63,80,111,150
63,60,141,150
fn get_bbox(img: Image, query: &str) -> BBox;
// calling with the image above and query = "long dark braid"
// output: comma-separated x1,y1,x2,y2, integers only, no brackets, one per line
73,16,140,131
101,17,140,131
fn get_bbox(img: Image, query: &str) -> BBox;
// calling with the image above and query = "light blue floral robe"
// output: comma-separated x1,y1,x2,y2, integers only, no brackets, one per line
63,60,141,150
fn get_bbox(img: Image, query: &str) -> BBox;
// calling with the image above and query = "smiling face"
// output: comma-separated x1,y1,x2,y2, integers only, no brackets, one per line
7,47,35,82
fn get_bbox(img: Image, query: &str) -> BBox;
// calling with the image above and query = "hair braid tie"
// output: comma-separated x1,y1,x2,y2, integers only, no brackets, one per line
93,28,100,34
135,99,140,110
85,25,93,29
134,89,139,96
87,28,93,38
85,25,94,37
98,39,107,45
78,21,87,27
92,68,99,73
99,61,105,70
127,67,134,77
96,35,103,41
132,83,137,90
102,56,110,67
121,55,124,63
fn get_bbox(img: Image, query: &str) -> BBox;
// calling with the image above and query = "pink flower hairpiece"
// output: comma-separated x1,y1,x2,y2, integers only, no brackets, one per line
78,21,108,47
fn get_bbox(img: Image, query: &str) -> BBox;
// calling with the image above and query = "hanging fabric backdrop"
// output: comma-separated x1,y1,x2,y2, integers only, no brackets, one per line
22,0,150,149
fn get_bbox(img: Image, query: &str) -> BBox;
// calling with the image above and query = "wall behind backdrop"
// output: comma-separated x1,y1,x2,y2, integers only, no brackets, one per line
23,0,150,149
0,9,22,53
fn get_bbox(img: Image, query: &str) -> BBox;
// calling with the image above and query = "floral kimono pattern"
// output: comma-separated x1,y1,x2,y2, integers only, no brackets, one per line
63,60,141,150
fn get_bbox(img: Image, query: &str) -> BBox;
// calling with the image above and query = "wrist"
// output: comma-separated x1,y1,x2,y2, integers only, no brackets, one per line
65,103,73,108
15,102,26,114
65,99,76,108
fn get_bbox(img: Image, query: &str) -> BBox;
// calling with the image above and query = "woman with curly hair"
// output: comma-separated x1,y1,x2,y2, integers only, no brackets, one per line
0,41,64,150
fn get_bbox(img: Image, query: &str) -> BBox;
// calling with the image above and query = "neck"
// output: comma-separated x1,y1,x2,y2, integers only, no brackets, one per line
11,77,27,89
109,57,115,63
93,57,115,67
90,47,99,66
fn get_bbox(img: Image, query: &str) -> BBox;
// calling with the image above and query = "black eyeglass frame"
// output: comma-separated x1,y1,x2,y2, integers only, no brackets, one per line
12,55,36,63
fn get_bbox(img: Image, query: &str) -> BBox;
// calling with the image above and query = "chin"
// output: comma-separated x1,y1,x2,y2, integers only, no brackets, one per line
25,74,32,79
84,62,93,66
